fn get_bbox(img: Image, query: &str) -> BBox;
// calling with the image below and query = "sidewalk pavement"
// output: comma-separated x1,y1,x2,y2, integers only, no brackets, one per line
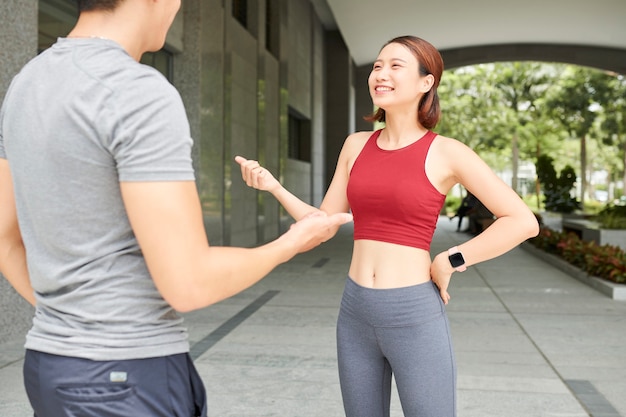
1,216,625,417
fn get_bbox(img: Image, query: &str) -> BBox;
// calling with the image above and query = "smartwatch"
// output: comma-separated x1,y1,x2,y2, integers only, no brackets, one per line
448,246,466,272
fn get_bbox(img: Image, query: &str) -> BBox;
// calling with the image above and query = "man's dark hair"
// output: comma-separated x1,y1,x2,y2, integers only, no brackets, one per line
77,0,122,12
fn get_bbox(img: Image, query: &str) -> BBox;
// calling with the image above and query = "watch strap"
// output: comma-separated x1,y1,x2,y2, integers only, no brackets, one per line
448,246,467,272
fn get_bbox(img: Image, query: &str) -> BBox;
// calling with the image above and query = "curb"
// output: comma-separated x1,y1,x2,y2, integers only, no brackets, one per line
520,242,626,301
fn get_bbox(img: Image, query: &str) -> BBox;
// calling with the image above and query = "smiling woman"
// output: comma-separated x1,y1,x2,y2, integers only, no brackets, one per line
235,34,539,417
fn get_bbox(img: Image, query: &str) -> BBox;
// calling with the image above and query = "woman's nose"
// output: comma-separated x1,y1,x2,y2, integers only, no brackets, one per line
375,68,388,81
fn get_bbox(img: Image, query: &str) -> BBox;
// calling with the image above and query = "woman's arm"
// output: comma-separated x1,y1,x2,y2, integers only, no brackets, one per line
0,159,35,306
429,138,540,303
448,141,540,264
235,156,319,220
235,132,364,219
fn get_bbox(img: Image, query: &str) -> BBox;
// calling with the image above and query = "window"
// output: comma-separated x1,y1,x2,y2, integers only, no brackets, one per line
265,0,279,57
233,0,259,37
288,110,311,162
232,0,248,28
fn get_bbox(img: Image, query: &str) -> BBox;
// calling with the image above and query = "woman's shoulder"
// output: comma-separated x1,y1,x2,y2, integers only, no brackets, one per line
430,133,489,176
428,134,482,172
431,133,472,153
347,129,379,141
342,130,377,154
345,129,380,147
332,131,377,169
431,132,454,144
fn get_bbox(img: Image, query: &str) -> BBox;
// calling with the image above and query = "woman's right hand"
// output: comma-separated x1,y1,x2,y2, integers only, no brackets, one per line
430,251,453,305
235,156,280,192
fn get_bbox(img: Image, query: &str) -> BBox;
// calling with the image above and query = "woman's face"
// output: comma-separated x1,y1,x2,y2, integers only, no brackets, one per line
368,42,427,112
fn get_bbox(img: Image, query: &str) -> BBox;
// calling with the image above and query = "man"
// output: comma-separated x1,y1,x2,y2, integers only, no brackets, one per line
0,1,351,415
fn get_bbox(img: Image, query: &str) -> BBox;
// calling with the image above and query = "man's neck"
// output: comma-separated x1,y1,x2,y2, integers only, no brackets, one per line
68,9,148,61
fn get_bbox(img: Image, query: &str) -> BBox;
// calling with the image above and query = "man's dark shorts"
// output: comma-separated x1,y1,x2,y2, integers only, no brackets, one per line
24,350,207,417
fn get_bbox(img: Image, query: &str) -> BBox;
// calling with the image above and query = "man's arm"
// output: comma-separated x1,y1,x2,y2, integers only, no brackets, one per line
120,181,351,312
0,159,35,306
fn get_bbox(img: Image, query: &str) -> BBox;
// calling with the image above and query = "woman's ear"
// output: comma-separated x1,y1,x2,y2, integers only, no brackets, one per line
419,74,435,93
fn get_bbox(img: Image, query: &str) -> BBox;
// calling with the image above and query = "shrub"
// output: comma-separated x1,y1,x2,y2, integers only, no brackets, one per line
529,227,626,284
594,205,626,229
536,154,580,213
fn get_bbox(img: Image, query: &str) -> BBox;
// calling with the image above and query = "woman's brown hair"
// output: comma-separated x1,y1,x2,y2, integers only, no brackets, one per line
365,35,444,129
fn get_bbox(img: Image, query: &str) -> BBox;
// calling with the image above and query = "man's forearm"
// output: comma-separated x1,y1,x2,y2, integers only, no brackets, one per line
0,242,35,306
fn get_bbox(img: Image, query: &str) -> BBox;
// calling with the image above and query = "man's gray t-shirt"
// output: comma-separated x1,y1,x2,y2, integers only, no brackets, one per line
0,38,195,360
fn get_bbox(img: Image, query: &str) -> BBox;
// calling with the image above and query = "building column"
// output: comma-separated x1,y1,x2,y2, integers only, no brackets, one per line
323,30,352,188
0,0,38,344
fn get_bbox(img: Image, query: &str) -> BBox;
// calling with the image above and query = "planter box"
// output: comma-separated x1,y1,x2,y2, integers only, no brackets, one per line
583,228,626,250
521,242,626,301
561,219,626,250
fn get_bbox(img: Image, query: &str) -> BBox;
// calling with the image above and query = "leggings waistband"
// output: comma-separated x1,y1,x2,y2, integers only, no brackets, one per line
340,277,446,327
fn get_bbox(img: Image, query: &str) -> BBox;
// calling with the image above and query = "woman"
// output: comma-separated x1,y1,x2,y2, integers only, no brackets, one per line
236,35,539,417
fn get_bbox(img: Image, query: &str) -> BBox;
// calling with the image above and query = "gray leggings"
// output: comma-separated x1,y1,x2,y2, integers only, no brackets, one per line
337,277,456,417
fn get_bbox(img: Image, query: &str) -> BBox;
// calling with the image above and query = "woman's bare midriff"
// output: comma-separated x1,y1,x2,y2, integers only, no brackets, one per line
348,240,432,288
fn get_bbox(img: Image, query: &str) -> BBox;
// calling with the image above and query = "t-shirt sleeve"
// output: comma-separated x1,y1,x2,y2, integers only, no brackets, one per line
108,70,195,182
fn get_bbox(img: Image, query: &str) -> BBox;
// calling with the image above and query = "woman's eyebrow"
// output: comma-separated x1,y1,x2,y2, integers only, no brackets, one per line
374,57,408,64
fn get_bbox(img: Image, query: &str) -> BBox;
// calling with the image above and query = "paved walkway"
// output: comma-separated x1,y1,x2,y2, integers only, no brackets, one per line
1,216,625,416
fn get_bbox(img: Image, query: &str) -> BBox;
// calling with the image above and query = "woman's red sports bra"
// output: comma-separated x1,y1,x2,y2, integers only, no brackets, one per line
346,129,446,251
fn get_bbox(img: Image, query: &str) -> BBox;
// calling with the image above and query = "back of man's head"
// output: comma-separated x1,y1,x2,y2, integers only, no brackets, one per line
77,0,123,12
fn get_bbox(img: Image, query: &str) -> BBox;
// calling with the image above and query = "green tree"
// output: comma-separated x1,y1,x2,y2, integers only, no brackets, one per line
439,65,514,175
598,73,626,197
546,66,612,207
438,66,503,152
440,62,623,208
492,62,553,192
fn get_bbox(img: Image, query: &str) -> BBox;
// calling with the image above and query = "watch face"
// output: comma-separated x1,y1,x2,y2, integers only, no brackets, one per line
449,252,465,268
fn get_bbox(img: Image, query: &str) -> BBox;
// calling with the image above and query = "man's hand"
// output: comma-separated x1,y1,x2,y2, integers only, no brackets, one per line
283,211,352,253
